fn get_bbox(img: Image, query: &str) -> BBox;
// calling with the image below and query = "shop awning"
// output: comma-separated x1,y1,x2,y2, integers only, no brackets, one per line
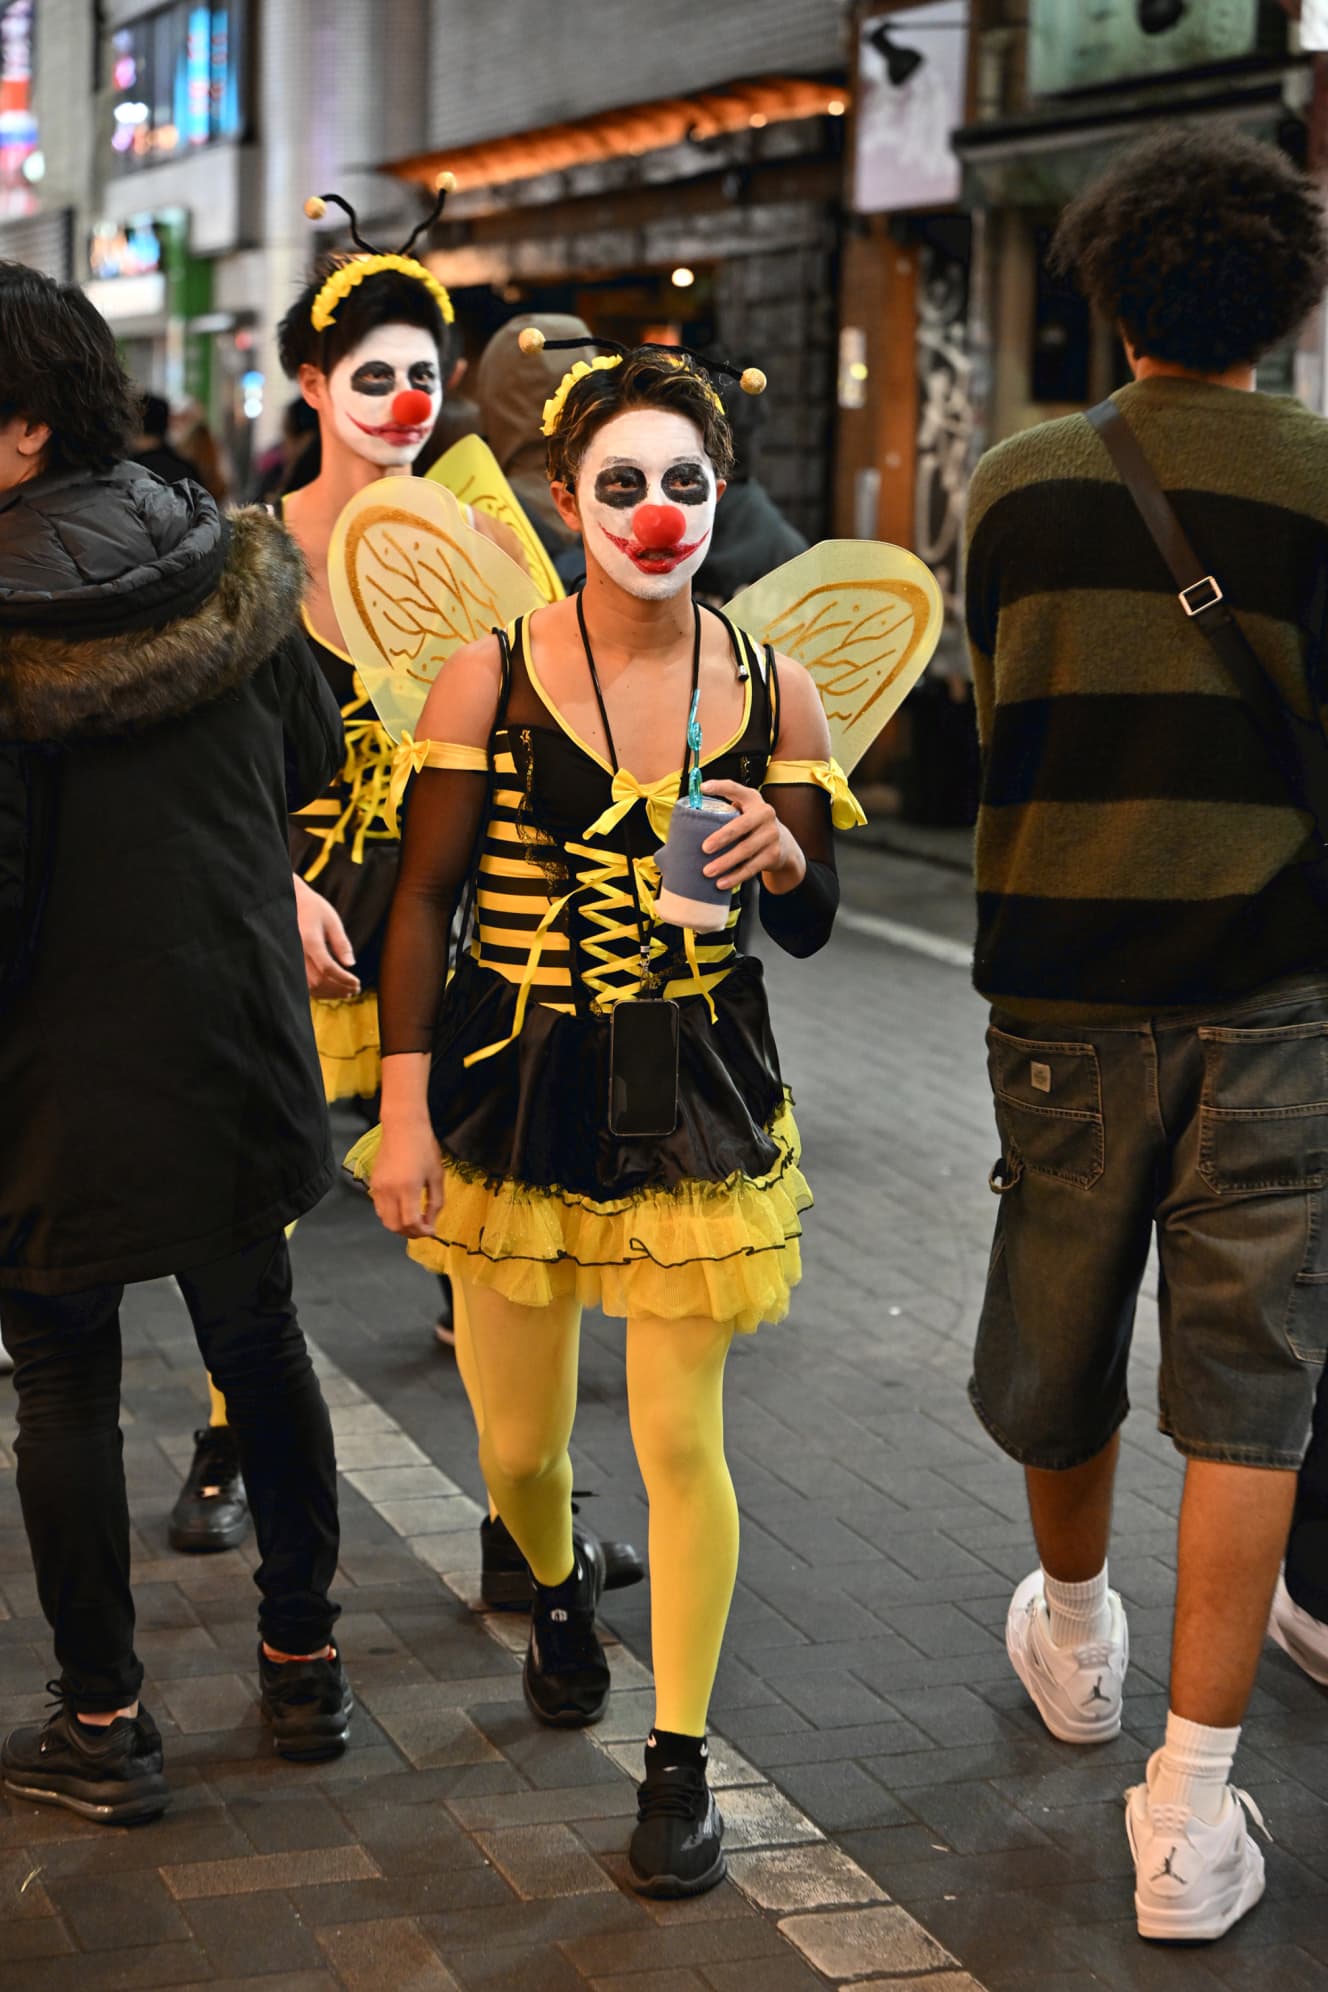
384,77,849,195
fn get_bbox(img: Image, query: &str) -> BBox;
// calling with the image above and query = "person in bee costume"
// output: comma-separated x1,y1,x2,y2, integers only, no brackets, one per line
348,333,888,1896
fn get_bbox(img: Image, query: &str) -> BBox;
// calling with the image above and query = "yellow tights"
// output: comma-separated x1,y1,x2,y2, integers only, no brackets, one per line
458,1275,739,1737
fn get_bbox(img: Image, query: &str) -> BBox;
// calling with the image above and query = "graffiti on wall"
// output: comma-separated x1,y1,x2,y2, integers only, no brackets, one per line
914,247,976,627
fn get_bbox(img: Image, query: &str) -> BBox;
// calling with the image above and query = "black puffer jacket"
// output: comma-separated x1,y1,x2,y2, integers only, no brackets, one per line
0,464,343,1293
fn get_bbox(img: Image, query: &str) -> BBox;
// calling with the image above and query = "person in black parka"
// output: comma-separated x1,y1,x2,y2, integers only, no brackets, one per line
0,261,354,1828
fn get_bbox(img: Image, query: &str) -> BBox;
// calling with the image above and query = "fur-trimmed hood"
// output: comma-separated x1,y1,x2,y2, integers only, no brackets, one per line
0,465,306,743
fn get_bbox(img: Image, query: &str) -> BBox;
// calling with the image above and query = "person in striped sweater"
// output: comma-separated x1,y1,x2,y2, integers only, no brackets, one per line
964,127,1328,1943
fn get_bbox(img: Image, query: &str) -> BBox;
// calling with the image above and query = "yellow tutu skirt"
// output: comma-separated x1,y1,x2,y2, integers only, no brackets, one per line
345,1096,810,1334
311,992,381,1104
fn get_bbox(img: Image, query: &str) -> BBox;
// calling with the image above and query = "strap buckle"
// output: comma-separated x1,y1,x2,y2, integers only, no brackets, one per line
1180,575,1224,617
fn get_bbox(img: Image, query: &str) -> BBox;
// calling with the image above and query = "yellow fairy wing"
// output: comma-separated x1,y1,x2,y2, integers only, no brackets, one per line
428,435,565,605
327,476,542,742
725,541,944,774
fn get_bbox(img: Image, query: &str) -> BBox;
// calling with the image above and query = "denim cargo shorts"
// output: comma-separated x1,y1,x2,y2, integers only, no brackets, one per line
971,977,1328,1472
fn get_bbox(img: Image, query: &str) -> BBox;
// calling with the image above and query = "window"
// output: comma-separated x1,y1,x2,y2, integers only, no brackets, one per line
109,1,246,172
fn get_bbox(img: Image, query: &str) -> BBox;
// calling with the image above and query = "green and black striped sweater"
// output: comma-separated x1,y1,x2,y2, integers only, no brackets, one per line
965,376,1328,1017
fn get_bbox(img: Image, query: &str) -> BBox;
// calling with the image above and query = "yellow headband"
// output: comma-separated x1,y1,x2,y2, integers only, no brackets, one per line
538,349,729,439
310,253,455,334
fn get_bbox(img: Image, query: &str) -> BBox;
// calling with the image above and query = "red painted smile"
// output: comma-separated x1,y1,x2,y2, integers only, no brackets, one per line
350,415,429,447
600,524,711,574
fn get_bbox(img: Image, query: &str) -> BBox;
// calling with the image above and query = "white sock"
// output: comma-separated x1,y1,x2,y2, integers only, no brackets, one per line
1042,1565,1111,1648
1149,1712,1240,1826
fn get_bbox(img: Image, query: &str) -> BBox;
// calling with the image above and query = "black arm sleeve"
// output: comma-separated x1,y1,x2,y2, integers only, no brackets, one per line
758,783,841,959
276,630,345,810
377,766,489,1054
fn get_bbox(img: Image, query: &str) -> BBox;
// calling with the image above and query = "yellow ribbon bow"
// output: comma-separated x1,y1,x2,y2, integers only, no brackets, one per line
582,768,681,845
386,730,433,834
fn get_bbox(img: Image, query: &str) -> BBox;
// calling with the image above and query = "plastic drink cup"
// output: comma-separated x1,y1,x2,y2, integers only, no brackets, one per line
655,797,741,933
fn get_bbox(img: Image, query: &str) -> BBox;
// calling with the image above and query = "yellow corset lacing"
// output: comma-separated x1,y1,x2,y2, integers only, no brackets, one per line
294,681,399,879
392,738,864,1069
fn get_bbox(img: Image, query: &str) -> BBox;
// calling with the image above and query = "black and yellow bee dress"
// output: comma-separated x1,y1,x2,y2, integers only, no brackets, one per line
347,607,863,1330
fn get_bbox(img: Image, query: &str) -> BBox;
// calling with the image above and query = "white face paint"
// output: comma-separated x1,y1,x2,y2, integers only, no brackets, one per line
323,323,441,469
575,408,719,601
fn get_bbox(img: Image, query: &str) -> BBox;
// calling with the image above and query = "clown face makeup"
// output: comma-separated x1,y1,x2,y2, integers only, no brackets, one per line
575,409,720,600
322,323,441,468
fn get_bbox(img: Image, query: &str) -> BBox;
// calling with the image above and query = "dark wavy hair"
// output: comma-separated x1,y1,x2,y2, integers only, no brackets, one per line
547,350,736,489
1051,128,1328,373
0,262,139,471
277,256,450,379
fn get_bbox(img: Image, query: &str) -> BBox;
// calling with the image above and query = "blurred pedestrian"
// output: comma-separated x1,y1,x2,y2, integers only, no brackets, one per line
965,129,1328,1942
0,261,353,1825
174,397,228,502
474,312,595,587
128,390,195,484
695,383,806,601
251,394,319,504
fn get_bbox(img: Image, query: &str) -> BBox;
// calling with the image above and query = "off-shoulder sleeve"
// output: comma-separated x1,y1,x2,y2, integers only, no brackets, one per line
763,756,867,831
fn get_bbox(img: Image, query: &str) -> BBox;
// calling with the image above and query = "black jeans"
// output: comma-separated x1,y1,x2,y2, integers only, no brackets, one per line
0,1233,340,1713
1287,1362,1328,1623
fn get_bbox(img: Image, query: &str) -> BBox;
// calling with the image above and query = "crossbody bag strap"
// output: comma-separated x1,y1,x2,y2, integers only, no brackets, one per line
1086,398,1328,850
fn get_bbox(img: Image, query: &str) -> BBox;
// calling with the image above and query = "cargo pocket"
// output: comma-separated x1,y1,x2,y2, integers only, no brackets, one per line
1286,1189,1328,1364
1197,1021,1328,1196
987,1027,1104,1190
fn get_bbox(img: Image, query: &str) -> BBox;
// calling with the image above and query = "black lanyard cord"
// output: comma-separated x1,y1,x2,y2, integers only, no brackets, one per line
575,588,701,994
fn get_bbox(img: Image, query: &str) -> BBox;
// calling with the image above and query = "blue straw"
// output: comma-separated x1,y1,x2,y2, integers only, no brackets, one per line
687,690,703,807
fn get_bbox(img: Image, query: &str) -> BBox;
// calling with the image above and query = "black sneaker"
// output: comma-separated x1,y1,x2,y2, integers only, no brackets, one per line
258,1643,352,1761
630,1750,726,1898
523,1539,610,1727
482,1509,644,1611
169,1426,250,1553
2,1694,169,1827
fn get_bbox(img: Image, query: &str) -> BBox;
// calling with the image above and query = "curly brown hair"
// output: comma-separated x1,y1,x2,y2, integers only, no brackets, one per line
1051,127,1328,373
547,350,735,488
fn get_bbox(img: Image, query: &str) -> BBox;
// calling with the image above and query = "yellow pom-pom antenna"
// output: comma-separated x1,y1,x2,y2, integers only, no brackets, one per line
740,367,767,397
304,195,327,221
518,326,546,355
435,169,457,194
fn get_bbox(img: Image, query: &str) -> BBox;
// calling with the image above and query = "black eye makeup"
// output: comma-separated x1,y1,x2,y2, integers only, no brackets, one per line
349,361,395,396
662,460,711,506
593,464,647,509
408,362,438,389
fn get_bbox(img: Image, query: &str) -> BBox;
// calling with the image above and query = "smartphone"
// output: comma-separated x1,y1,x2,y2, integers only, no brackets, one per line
608,999,681,1137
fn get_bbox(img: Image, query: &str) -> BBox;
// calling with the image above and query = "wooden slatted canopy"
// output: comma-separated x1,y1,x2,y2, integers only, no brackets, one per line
384,77,849,194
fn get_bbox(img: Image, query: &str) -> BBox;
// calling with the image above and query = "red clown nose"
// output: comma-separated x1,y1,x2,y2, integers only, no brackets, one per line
391,387,434,427
633,503,687,550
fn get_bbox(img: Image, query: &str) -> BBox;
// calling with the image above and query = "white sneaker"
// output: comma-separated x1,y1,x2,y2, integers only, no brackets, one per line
1006,1569,1128,1743
1267,1571,1328,1687
1125,1755,1269,1941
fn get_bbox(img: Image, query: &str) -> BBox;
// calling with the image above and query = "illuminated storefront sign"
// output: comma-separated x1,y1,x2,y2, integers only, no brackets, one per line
854,2,967,214
109,1,246,171
89,218,165,281
1029,0,1260,97
0,0,38,219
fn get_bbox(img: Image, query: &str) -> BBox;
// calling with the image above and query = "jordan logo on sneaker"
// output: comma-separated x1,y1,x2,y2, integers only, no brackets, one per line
1152,1845,1184,1885
1083,1674,1110,1708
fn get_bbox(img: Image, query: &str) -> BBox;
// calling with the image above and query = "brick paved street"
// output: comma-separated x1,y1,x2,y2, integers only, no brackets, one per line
2,853,1327,1990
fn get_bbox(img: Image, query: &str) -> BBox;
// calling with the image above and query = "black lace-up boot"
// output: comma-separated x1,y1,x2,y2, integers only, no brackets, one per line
2,1692,169,1826
523,1538,610,1726
629,1731,725,1897
169,1425,249,1552
257,1642,353,1761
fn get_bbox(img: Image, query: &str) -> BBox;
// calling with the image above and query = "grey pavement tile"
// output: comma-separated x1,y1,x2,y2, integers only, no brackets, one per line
904,1779,1058,1858
286,1869,515,1926
778,1904,955,1979
698,1958,826,1992
0,1919,77,1963
0,1940,212,1991
161,1844,382,1899
157,1672,262,1735
0,1847,56,1921
755,1759,911,1836
559,1916,792,1976
444,1943,586,1991
224,1789,360,1856
41,1870,193,1951
587,1973,710,1992
366,1703,501,1772
314,1917,459,1990
475,1822,618,1900
726,1842,886,1912
449,1784,638,1831
183,1892,325,1975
